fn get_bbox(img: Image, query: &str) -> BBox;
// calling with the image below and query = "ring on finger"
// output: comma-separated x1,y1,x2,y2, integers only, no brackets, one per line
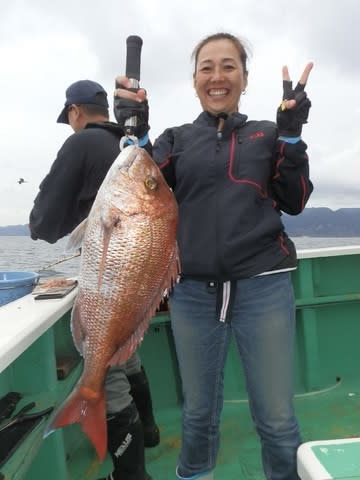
280,100,287,111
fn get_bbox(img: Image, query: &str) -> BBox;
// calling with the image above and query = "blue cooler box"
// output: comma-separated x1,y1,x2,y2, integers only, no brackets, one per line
0,271,39,306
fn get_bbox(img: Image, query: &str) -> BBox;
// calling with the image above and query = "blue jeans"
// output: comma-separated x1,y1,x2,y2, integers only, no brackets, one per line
170,273,301,480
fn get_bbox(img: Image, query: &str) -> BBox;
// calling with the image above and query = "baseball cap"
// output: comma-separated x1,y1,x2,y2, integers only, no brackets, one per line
57,80,109,124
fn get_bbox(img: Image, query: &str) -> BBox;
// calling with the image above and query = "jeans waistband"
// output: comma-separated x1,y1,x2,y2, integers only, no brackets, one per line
178,276,237,323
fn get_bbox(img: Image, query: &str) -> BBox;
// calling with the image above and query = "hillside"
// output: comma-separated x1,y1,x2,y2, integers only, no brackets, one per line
1,208,360,237
0,224,31,236
282,208,360,236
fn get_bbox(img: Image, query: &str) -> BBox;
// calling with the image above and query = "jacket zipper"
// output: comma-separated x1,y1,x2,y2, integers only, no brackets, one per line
216,115,227,151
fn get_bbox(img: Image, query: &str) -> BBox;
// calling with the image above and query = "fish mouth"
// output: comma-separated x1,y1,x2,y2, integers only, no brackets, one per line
117,145,153,184
119,145,138,170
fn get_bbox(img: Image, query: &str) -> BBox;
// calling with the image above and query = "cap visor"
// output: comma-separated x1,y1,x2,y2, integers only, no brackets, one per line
57,106,69,124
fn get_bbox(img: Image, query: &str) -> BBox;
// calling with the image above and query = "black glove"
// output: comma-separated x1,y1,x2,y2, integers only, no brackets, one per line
276,80,311,137
113,87,149,139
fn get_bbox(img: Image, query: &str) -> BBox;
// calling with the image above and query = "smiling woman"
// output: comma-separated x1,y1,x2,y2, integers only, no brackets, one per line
113,30,315,480
192,33,248,116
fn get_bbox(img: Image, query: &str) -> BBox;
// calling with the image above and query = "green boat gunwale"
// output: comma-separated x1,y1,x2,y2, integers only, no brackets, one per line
1,245,360,479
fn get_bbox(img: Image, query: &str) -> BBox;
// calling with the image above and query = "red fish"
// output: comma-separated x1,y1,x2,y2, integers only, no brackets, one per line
45,145,178,460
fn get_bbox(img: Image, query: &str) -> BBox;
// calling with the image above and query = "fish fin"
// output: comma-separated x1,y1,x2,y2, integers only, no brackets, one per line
108,244,180,367
107,292,165,367
108,329,142,366
71,297,85,355
107,304,157,367
66,218,88,252
160,242,181,294
98,216,121,289
44,386,107,461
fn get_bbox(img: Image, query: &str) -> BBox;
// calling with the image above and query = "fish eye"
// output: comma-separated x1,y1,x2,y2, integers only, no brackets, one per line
144,175,158,191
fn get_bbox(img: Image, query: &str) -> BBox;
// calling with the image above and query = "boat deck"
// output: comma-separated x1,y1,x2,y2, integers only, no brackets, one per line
146,376,360,479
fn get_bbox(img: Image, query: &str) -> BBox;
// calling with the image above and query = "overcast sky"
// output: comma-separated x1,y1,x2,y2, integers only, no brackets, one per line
1,0,359,226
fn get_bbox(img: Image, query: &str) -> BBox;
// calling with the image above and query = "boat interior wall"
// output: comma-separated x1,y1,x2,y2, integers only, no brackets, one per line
0,296,112,479
142,251,360,407
0,249,359,479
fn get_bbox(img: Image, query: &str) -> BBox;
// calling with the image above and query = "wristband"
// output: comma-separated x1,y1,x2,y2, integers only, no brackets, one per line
125,133,149,147
278,136,301,144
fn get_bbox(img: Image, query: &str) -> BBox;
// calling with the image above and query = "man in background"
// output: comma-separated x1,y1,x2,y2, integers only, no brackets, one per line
29,80,158,480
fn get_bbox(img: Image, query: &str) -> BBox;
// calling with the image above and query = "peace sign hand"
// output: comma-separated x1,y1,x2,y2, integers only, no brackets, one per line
276,62,313,137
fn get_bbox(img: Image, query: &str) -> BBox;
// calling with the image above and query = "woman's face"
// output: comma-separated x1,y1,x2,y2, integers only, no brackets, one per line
193,39,248,116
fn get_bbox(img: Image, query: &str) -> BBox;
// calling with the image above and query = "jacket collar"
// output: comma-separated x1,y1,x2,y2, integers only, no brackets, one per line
85,121,125,138
194,111,248,130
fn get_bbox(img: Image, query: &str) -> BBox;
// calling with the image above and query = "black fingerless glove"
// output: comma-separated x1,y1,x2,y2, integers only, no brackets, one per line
276,81,311,137
113,88,149,139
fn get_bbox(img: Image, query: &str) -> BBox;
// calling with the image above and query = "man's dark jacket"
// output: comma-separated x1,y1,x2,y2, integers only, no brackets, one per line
30,122,131,243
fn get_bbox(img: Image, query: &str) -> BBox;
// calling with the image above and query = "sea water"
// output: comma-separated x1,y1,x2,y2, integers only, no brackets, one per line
1,235,360,279
0,236,80,278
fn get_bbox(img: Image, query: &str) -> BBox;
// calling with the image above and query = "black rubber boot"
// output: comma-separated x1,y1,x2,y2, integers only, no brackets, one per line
98,402,152,480
127,367,160,448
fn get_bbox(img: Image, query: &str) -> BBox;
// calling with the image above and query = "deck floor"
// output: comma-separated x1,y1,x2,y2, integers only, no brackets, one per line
146,377,360,479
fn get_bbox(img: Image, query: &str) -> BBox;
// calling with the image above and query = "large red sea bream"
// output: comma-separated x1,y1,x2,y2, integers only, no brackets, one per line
46,145,179,460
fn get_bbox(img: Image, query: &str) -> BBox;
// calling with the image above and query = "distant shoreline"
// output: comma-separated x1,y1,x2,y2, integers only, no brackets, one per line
1,207,360,237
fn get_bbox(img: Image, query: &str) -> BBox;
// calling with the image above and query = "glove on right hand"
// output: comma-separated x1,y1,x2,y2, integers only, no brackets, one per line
113,87,149,139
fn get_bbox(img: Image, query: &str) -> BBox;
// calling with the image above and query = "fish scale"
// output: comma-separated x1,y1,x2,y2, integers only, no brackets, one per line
45,145,179,461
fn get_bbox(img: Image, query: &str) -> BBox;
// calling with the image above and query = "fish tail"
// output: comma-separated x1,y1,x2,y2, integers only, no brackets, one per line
44,386,107,461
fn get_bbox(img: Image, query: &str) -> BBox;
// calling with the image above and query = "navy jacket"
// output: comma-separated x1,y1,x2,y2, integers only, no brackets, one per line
29,122,128,244
152,111,313,280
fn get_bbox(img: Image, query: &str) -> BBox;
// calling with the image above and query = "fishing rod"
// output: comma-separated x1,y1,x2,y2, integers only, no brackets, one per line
118,35,143,149
38,37,142,273
37,251,81,273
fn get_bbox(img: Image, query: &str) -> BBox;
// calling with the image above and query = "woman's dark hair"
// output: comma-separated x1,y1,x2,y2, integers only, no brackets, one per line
192,32,250,75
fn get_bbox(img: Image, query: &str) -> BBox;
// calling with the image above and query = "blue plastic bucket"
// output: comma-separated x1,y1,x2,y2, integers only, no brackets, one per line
0,271,40,307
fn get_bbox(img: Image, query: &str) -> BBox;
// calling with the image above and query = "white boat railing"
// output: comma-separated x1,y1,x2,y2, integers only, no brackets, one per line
298,244,360,259
0,287,78,374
